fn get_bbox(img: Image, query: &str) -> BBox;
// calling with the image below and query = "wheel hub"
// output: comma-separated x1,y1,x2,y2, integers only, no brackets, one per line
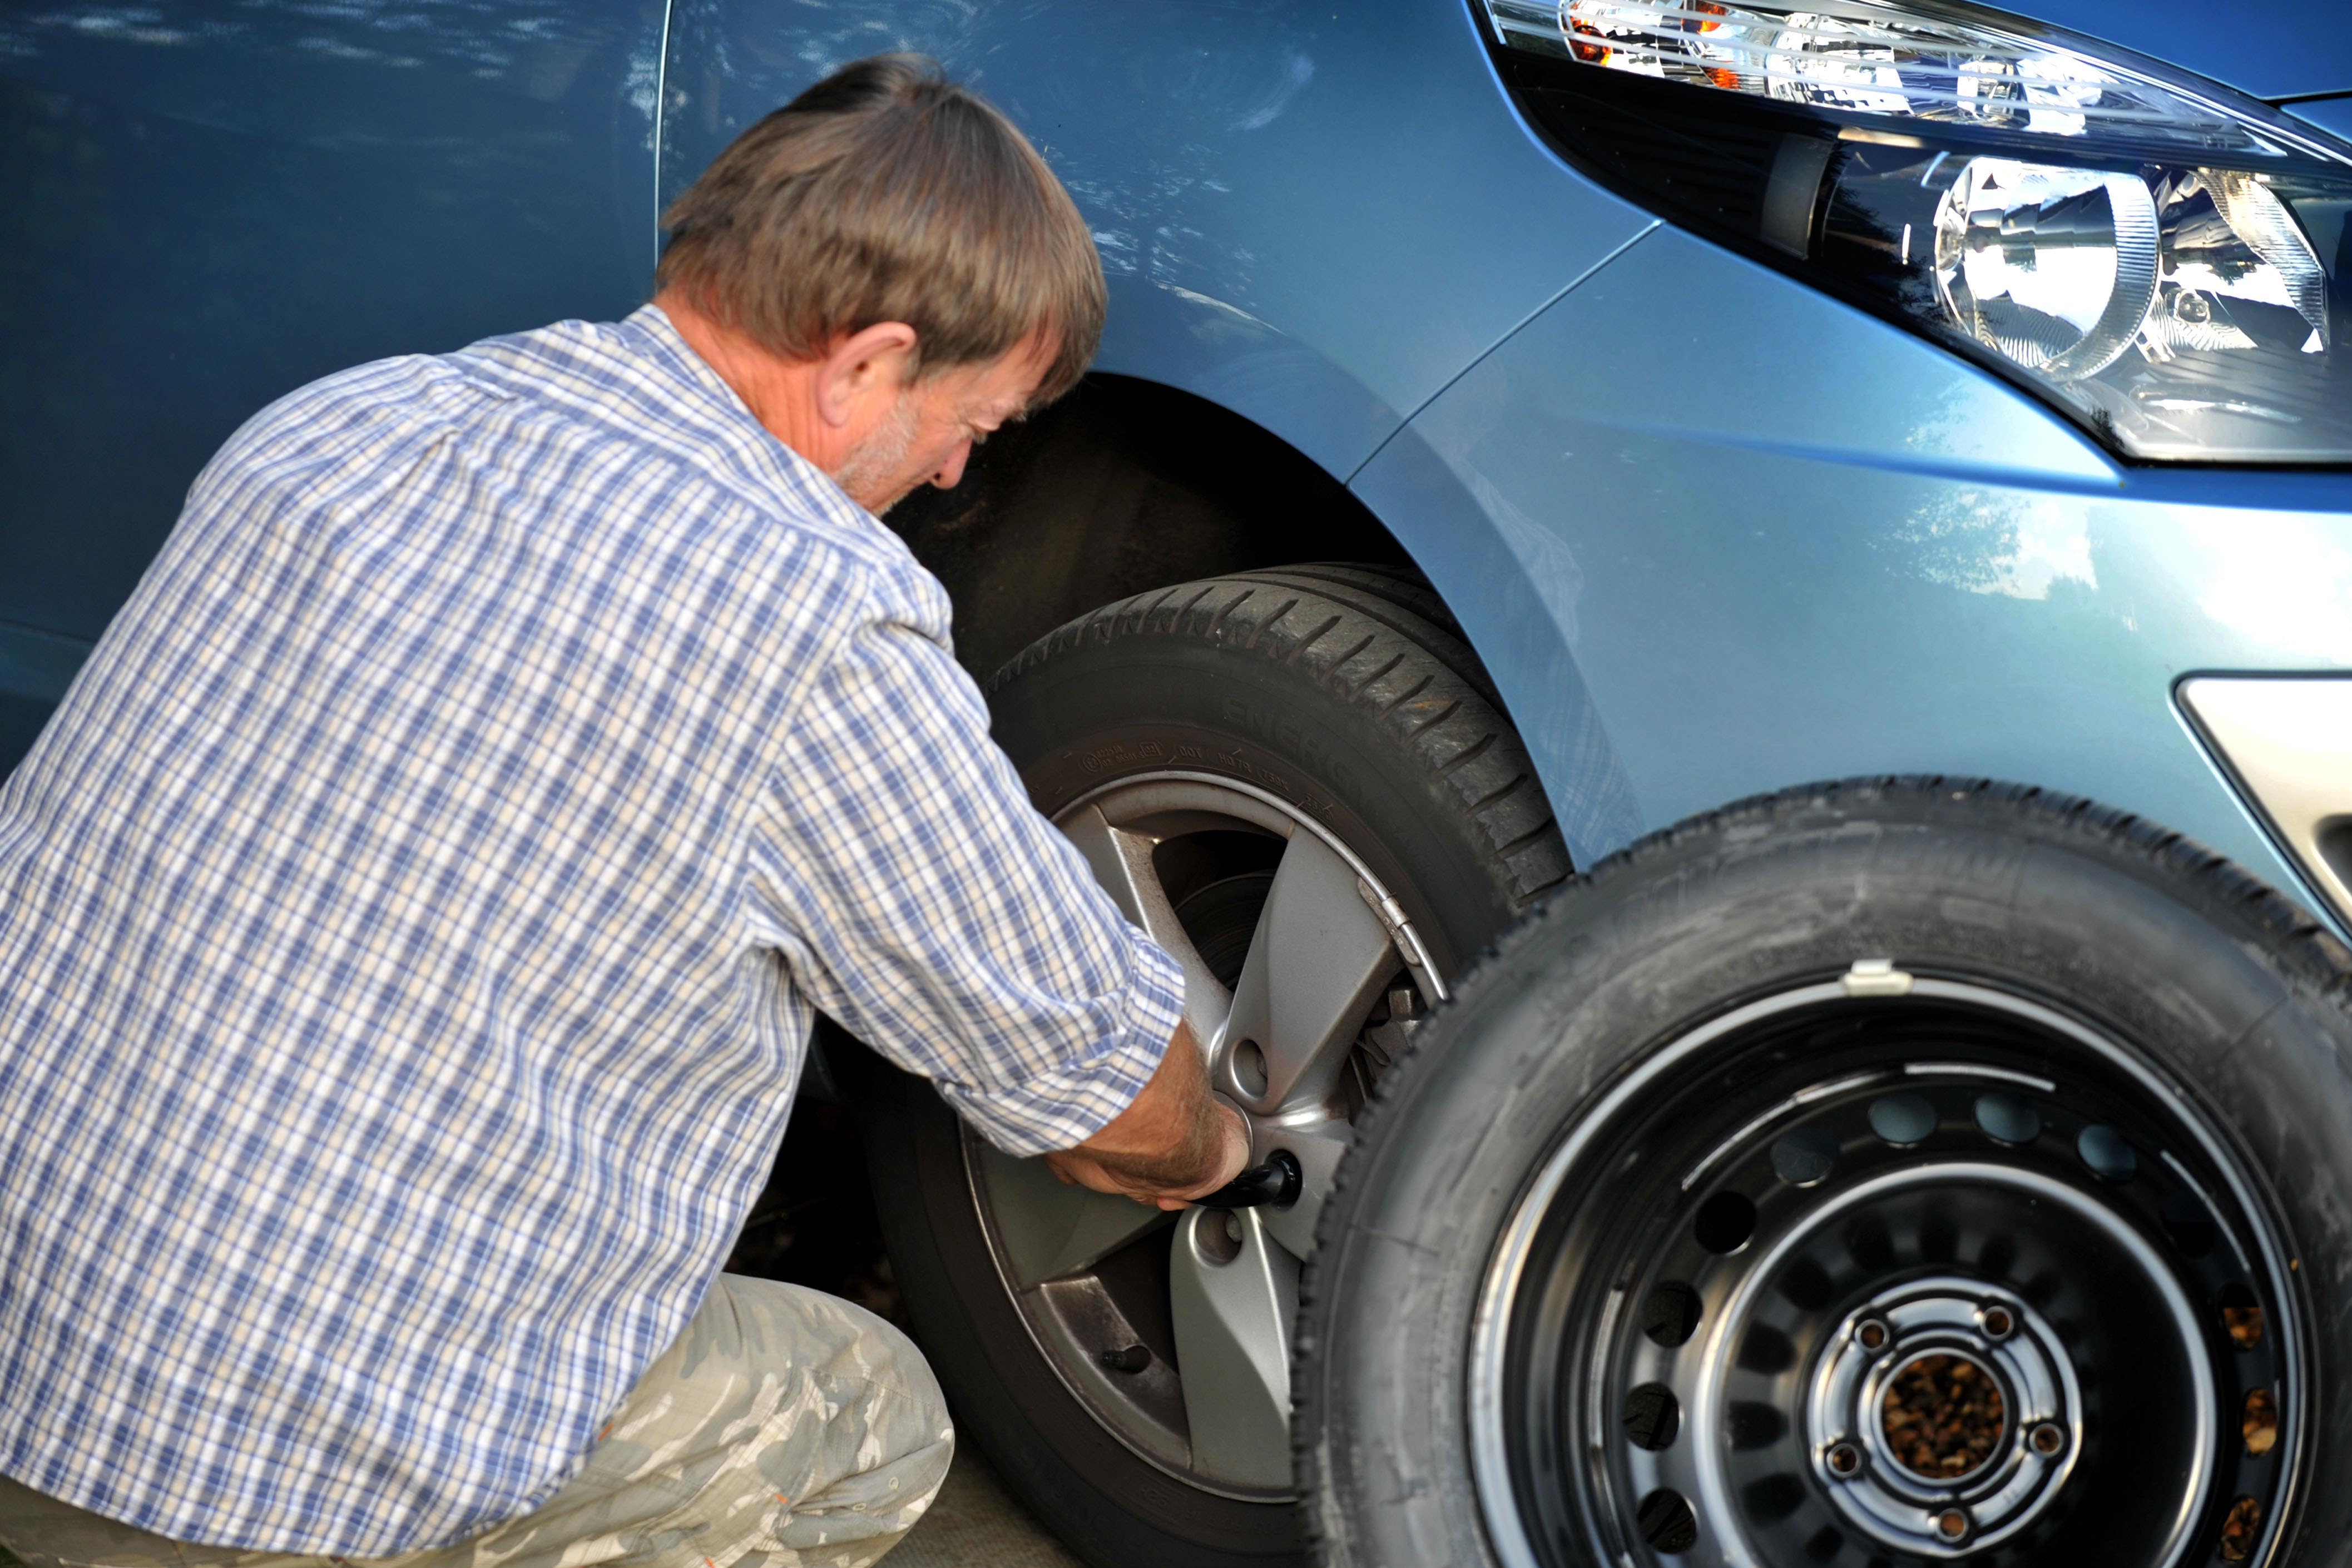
1809,1278,2078,1555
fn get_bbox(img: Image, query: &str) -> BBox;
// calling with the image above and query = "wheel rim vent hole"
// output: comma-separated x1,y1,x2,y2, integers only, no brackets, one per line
2244,1388,2279,1457
2222,1496,2264,1563
1643,1281,1702,1347
1868,1091,1937,1145
1880,1354,2004,1480
2077,1123,2137,1182
1974,1091,2041,1144
1637,1488,1699,1555
2220,1283,2265,1349
1622,1382,1681,1451
1771,1126,1839,1187
1694,1192,1756,1254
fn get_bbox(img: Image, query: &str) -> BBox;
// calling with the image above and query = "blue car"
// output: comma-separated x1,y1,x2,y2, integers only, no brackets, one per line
8,2,2352,1565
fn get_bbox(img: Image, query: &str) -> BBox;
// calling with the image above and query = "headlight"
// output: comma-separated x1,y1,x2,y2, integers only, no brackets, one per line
1480,0,2352,463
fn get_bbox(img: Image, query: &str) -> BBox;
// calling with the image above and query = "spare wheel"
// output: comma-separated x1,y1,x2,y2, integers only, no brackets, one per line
1298,779,2352,1568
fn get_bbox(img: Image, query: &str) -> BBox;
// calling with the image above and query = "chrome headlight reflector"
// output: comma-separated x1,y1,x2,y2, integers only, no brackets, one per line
1481,0,2352,463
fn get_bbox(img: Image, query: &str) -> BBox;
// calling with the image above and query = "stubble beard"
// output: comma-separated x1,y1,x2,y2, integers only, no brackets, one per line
830,394,925,516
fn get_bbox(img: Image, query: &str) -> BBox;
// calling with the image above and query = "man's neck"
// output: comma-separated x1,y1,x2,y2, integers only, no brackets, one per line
655,292,848,473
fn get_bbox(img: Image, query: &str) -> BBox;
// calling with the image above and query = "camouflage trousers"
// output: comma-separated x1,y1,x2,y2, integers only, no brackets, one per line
0,1276,953,1568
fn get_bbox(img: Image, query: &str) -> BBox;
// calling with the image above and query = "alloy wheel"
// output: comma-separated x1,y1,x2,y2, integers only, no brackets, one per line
963,771,1445,1498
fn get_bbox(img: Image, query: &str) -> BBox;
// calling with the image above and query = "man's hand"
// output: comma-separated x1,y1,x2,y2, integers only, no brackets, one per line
1042,1021,1251,1209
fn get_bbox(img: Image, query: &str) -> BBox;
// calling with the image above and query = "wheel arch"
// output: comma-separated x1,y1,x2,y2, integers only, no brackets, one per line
886,370,1647,871
884,372,1410,681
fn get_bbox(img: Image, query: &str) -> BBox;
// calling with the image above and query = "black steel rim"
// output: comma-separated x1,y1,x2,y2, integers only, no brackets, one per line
1474,971,2304,1568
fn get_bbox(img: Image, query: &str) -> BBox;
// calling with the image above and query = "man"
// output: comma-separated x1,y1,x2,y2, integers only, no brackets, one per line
0,54,1247,1567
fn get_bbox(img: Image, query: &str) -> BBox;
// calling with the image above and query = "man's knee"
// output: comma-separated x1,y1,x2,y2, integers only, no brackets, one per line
704,1274,945,1425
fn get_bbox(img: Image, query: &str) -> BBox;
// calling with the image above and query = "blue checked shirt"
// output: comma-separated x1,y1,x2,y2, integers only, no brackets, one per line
0,307,1185,1555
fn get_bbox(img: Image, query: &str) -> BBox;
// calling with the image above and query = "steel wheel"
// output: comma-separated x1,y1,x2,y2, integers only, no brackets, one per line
967,771,1443,1497
1474,974,2300,1568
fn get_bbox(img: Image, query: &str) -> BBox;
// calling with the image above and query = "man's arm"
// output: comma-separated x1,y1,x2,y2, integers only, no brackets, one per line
1043,1021,1251,1209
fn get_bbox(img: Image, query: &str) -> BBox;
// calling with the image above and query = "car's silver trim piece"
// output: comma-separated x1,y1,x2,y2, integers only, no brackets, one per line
2178,675,2352,929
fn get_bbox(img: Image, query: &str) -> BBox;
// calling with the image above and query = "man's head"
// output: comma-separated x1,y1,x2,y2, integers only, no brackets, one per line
654,55,1104,513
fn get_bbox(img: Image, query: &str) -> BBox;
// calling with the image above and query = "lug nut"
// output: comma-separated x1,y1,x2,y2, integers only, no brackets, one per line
1935,1506,1972,1542
1826,1441,1863,1478
1979,1303,2017,1341
1855,1317,1890,1352
2029,1421,2066,1457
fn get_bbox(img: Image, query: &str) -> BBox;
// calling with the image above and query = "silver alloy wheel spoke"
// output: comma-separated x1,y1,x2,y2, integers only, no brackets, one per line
1057,801,1234,1049
972,1139,1174,1288
1168,1207,1301,1487
1220,826,1400,1114
972,771,1434,1500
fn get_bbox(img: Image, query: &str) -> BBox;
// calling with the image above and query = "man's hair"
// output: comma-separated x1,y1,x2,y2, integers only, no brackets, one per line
656,55,1105,404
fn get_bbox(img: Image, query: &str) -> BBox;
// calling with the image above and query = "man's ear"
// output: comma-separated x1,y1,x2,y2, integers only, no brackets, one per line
813,322,920,429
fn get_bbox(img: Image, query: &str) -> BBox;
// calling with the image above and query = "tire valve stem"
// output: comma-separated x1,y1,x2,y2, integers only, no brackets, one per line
1099,1344,1153,1374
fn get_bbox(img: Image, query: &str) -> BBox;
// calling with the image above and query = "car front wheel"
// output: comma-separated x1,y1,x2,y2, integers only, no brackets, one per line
861,564,1569,1567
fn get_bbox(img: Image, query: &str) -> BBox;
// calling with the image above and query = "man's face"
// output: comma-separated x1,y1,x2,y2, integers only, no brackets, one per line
833,338,1051,515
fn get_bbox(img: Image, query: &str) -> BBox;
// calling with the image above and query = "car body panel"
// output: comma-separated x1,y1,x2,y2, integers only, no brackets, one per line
656,0,1657,481
1356,222,2351,911
4,0,2349,939
0,2,661,645
2287,95,2352,143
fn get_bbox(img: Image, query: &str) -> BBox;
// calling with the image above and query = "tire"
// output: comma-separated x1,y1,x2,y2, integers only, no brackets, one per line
860,567,1569,1568
1296,778,2352,1568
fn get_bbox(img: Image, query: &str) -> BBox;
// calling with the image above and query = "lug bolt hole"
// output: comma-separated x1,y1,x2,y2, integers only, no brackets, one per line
2029,1421,2066,1457
1855,1318,1890,1352
1825,1441,1861,1477
1935,1507,1970,1542
1980,1304,2015,1341
1232,1039,1269,1096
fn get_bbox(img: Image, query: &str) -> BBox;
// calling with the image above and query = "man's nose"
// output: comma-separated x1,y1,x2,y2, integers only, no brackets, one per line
930,440,972,490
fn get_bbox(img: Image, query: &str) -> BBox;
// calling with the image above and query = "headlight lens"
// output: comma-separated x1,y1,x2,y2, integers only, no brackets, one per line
1481,0,2352,463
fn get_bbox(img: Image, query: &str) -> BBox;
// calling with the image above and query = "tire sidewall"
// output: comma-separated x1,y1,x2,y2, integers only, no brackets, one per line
995,631,1524,976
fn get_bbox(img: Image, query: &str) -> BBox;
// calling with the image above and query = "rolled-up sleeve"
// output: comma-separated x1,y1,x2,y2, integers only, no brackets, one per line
745,580,1185,1155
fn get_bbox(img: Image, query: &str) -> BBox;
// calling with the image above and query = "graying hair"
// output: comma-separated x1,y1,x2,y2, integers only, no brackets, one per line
657,54,1106,404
